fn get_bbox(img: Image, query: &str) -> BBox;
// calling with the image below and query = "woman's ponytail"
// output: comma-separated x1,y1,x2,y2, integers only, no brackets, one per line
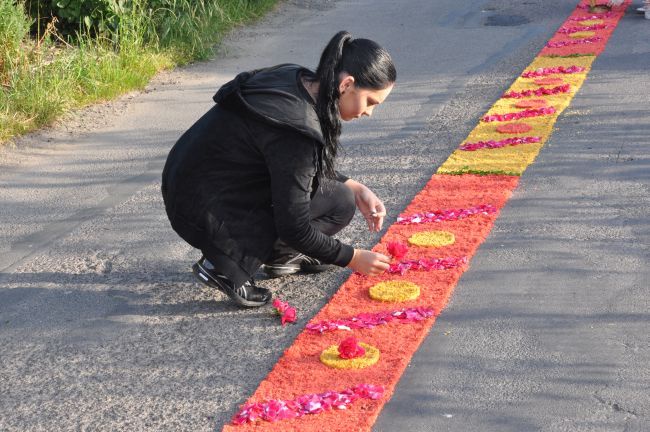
313,31,396,180
314,30,352,179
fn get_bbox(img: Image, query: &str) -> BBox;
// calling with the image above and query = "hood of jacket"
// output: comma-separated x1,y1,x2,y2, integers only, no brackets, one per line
213,64,324,144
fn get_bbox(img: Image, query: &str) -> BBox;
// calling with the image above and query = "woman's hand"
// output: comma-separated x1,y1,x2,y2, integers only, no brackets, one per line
344,179,386,232
347,249,391,276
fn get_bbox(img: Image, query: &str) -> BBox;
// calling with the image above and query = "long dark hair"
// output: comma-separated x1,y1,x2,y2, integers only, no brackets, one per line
313,31,396,179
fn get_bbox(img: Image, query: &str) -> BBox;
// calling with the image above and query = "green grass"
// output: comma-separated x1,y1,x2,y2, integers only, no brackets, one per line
0,0,279,144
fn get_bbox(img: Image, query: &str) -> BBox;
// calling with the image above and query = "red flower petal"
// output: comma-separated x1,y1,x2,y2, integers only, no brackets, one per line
546,36,602,48
306,307,435,333
231,385,385,424
338,336,366,359
397,204,497,224
272,298,289,313
459,136,541,151
521,65,585,78
503,84,570,99
514,99,549,109
386,241,409,260
273,298,297,326
281,307,297,325
496,123,533,134
483,107,556,122
559,23,608,34
533,77,565,86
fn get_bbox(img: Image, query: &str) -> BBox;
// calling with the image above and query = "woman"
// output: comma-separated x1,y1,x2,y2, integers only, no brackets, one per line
162,31,396,307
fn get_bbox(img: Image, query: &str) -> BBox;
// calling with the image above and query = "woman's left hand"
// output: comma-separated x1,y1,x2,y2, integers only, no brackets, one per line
345,179,386,232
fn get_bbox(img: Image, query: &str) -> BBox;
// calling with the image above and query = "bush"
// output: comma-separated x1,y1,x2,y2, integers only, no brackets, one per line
0,0,32,82
26,0,121,39
2,0,278,143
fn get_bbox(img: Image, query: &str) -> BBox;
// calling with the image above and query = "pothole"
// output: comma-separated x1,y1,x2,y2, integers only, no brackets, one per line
485,14,530,26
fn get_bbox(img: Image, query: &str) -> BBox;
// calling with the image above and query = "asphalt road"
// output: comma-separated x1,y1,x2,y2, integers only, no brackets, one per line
375,5,650,431
0,0,647,431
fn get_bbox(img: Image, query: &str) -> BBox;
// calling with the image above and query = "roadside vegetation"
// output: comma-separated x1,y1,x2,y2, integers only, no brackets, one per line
0,0,278,144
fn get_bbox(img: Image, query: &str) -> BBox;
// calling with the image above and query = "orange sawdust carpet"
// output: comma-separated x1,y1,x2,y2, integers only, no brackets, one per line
223,175,518,431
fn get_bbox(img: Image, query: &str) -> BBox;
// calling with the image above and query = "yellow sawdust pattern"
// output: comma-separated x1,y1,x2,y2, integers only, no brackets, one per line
529,55,595,70
320,343,380,369
570,31,596,39
440,142,545,175
408,231,456,248
579,19,604,26
369,280,421,302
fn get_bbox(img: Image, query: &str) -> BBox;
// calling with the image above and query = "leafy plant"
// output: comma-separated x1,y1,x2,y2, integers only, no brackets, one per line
2,0,279,144
26,0,118,39
0,0,32,83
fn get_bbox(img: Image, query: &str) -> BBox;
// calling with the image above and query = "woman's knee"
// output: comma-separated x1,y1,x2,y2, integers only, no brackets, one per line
310,179,356,234
323,180,356,228
336,182,356,226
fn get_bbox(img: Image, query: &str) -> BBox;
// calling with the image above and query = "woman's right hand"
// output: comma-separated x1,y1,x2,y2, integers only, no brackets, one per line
347,249,391,276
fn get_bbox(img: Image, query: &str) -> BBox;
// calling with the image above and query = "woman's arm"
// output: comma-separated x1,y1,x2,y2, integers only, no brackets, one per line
263,133,354,266
262,133,389,275
343,178,386,232
342,178,390,274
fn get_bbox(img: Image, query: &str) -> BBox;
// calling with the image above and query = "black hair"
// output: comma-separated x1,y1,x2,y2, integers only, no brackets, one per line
313,31,396,179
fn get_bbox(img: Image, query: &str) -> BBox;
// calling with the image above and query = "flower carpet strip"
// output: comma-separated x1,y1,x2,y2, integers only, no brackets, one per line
437,53,597,176
541,2,626,56
223,1,629,430
223,174,518,431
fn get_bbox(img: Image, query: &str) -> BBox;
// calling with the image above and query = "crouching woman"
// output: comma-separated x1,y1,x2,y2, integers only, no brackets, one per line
162,31,396,307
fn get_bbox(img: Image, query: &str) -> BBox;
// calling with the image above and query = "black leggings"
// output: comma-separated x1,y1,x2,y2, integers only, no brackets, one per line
204,179,356,285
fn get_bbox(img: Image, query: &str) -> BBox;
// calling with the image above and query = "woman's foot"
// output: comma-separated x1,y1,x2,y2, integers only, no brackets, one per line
263,253,331,278
192,257,271,307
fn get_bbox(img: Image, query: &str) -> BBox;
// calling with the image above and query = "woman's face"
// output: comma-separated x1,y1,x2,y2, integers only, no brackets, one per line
337,73,394,121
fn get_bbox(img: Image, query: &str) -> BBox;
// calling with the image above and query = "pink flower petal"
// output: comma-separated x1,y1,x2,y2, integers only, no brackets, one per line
482,107,556,122
546,36,602,48
280,307,297,325
306,307,436,334
521,65,585,78
397,204,497,225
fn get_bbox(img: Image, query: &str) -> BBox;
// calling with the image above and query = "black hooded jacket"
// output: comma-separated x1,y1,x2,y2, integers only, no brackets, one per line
161,64,355,269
